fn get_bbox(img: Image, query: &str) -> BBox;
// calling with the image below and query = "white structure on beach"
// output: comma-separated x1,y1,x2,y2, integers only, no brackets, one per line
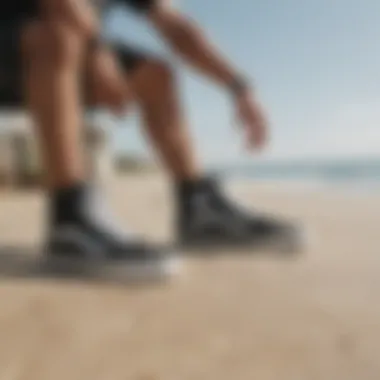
85,114,115,180
0,112,114,188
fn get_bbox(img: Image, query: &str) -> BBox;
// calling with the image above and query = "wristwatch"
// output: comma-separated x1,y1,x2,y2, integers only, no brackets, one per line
229,76,251,97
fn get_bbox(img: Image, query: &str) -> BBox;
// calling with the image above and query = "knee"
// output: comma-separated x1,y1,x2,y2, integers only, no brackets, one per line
21,21,85,67
136,60,176,100
148,60,175,89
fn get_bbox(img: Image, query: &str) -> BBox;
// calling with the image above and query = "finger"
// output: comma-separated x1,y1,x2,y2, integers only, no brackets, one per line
244,125,258,152
252,122,267,151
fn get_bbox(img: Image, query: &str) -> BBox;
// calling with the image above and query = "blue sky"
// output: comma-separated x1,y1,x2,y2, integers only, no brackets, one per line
98,0,380,164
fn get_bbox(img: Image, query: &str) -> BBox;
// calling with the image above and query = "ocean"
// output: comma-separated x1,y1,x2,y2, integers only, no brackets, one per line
213,158,380,193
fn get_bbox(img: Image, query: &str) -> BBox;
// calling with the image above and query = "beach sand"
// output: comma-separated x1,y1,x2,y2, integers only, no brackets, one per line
0,175,379,380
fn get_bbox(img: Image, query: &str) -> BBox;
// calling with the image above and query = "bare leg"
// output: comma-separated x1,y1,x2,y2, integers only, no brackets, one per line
131,61,201,180
85,50,303,252
84,48,199,180
21,21,86,188
18,32,177,274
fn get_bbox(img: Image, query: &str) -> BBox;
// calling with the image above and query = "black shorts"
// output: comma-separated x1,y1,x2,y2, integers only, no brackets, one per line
0,19,156,109
0,20,25,108
111,41,156,73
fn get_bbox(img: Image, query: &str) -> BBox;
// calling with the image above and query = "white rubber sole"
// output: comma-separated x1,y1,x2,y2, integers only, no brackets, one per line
41,254,183,283
179,224,310,255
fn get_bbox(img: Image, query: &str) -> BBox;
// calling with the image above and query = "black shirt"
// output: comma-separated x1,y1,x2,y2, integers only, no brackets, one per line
1,0,155,22
0,1,39,21
97,0,156,14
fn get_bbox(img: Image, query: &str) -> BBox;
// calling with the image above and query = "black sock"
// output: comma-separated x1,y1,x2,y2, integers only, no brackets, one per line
49,182,88,225
176,177,215,200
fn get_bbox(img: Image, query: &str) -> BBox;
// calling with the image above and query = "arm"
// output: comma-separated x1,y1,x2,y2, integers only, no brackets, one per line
147,1,250,96
119,0,266,149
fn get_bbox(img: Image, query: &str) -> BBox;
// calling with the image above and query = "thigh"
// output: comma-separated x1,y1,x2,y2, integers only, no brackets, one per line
0,20,26,108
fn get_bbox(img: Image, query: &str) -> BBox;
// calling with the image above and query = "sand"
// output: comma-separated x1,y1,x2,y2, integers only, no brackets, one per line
0,175,379,380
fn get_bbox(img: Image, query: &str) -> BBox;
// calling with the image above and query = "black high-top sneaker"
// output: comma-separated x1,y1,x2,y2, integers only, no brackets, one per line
44,183,181,280
176,178,305,253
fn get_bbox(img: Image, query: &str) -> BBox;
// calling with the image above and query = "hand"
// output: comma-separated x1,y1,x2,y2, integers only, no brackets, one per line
233,91,268,151
87,47,132,116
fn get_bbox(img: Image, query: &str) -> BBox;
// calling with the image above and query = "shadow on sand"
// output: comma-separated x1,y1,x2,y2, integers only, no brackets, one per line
0,246,172,286
0,241,299,285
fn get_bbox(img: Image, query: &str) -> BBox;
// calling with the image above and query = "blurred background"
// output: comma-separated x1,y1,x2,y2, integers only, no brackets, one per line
1,0,379,190
0,1,379,379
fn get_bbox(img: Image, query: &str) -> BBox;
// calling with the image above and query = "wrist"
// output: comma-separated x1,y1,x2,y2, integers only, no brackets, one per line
228,75,252,98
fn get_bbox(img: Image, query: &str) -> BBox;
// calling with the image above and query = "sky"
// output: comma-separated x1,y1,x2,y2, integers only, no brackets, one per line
98,0,380,165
